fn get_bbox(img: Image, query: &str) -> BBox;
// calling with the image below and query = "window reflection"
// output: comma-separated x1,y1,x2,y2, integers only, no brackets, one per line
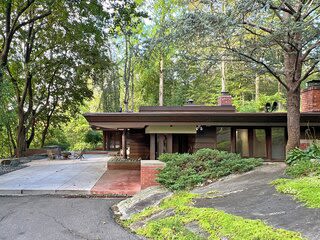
253,129,266,158
216,127,231,151
272,128,285,160
236,129,249,157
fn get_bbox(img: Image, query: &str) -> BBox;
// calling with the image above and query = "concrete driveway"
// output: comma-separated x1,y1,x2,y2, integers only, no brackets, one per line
0,155,109,195
193,163,320,240
0,196,139,240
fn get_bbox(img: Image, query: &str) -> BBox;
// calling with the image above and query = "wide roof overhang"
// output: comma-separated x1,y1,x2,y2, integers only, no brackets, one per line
83,112,320,130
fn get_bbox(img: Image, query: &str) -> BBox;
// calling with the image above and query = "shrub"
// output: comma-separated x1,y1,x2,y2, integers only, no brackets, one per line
286,143,320,165
85,130,102,145
157,148,263,191
285,160,320,178
72,142,93,151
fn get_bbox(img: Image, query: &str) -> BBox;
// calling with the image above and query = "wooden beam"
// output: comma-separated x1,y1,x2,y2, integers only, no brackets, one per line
248,128,254,157
103,131,107,151
150,134,156,160
266,127,272,160
167,134,173,153
122,129,127,159
107,132,111,151
158,134,164,156
231,127,236,153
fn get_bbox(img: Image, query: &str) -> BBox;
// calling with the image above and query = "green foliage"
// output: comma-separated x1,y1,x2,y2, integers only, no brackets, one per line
285,160,320,178
126,192,303,240
43,128,70,150
157,148,263,191
272,177,320,208
85,130,102,145
234,93,286,113
286,144,320,165
42,112,101,151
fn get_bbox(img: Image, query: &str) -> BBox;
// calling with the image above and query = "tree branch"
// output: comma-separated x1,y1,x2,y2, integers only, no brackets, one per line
227,47,289,90
302,40,320,61
13,10,52,33
299,60,319,84
243,21,274,34
302,3,320,19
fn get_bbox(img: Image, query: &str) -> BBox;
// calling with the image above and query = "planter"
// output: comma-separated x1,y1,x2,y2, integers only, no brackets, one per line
107,161,141,170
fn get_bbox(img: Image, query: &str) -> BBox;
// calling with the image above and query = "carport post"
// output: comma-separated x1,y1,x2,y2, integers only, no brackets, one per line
122,129,127,159
150,134,156,160
103,131,107,151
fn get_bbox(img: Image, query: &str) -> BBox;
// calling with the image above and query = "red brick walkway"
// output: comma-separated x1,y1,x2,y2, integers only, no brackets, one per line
91,170,141,196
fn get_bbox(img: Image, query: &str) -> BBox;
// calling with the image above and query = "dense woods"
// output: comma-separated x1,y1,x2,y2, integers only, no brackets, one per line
1,0,320,157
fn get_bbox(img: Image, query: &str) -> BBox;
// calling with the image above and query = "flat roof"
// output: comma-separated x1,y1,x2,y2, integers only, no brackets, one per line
84,112,320,129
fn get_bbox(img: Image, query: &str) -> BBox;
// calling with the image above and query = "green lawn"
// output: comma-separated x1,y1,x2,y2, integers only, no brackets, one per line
272,177,320,208
124,192,304,240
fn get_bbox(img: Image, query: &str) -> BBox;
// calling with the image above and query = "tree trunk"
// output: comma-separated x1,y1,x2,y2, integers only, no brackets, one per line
123,36,130,112
286,88,301,152
221,60,226,92
41,124,49,148
131,66,134,111
16,113,27,157
159,55,164,106
255,74,259,101
284,40,302,153
277,82,283,110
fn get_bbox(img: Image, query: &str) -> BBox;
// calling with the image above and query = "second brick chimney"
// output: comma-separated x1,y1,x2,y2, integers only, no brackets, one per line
301,80,320,112
218,92,233,106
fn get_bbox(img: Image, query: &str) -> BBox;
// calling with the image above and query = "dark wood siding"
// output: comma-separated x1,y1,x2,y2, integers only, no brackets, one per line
193,127,216,151
128,129,149,159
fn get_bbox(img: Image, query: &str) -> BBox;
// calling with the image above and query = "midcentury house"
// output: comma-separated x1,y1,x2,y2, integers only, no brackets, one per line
84,81,320,162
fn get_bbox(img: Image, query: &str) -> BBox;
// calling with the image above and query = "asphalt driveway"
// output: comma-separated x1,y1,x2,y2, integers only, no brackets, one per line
0,196,139,240
0,155,109,195
193,163,320,240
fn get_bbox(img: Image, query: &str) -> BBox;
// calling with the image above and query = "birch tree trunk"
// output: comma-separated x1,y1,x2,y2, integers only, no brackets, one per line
221,60,226,93
159,55,164,106
255,74,259,101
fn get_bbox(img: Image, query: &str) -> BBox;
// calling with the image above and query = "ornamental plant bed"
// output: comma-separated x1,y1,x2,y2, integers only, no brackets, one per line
107,157,141,170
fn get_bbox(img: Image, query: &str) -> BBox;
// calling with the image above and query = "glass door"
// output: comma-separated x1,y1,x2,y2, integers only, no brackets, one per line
236,129,249,157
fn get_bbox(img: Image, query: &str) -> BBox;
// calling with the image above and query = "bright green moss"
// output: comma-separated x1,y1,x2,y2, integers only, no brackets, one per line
272,177,320,208
125,192,304,240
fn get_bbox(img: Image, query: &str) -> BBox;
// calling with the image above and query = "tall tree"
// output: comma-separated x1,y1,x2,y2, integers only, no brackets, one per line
4,1,111,156
109,0,147,112
175,1,320,152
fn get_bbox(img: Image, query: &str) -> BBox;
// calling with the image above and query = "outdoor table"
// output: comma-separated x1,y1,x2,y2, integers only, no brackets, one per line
61,151,71,159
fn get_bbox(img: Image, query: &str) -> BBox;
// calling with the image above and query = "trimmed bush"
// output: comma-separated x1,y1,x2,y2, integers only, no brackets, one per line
157,148,263,191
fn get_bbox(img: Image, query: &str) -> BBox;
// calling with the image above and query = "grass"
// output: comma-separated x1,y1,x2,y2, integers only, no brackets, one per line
124,192,304,240
272,177,320,208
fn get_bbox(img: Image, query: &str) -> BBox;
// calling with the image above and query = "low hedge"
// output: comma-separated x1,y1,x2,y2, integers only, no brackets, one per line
157,148,263,191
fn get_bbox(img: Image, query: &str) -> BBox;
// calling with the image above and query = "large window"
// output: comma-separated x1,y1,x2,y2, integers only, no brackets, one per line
272,128,286,160
253,129,266,158
236,129,249,157
109,131,121,150
216,127,231,151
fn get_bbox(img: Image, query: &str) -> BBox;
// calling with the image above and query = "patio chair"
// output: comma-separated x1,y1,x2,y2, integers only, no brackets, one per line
47,150,56,160
74,150,84,160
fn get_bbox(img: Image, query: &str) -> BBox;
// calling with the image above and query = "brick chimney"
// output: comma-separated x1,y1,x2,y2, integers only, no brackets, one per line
301,80,320,112
218,92,233,106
